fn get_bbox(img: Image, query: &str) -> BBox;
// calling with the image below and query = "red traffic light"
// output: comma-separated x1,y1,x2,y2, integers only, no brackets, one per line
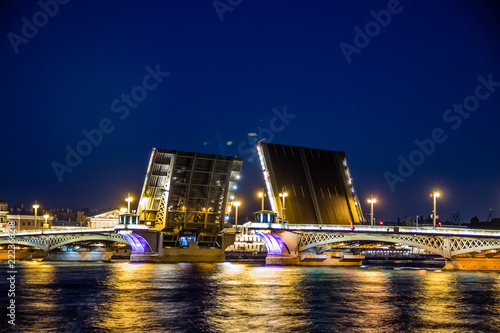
379,221,384,225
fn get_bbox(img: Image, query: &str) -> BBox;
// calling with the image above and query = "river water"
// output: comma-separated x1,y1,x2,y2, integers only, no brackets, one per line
2,261,500,332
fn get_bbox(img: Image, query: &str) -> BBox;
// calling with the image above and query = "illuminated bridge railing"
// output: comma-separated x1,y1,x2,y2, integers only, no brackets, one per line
0,228,117,237
243,223,500,238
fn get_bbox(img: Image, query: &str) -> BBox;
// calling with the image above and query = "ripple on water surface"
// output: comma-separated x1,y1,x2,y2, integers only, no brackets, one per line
2,261,500,332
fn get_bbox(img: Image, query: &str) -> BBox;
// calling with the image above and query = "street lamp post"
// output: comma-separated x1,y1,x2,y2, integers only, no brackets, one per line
33,202,39,232
279,191,288,223
258,191,266,211
43,214,49,234
431,191,440,228
125,194,133,214
233,201,241,232
367,197,377,226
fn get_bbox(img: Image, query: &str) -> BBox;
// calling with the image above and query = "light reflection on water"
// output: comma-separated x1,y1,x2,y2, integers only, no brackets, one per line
208,264,313,332
417,271,460,330
2,262,500,332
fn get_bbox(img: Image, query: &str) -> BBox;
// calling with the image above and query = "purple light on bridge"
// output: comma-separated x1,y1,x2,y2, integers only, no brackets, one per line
255,232,288,255
121,233,153,253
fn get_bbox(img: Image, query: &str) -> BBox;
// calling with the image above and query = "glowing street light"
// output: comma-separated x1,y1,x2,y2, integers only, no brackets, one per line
233,201,241,231
125,193,133,213
367,197,377,226
33,202,39,232
258,191,266,211
279,191,288,223
43,214,49,233
431,191,440,228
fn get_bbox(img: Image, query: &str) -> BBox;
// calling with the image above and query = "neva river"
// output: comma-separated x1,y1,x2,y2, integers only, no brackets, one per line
2,261,500,332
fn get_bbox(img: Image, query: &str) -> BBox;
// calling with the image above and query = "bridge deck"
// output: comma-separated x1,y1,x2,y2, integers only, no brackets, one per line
243,222,500,238
0,228,117,237
4,224,500,240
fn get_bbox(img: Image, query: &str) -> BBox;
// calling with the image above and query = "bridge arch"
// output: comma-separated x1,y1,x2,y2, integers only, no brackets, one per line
47,234,130,251
0,238,52,252
297,232,500,258
0,233,138,252
298,233,446,256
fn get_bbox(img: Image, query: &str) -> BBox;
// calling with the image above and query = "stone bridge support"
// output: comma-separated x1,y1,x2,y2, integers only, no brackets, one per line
258,230,364,266
443,257,500,271
130,229,237,263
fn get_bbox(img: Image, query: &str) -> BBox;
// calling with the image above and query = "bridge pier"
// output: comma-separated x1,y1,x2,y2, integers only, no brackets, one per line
128,229,164,262
443,257,500,271
131,242,226,262
44,247,113,262
258,229,364,266
129,229,233,263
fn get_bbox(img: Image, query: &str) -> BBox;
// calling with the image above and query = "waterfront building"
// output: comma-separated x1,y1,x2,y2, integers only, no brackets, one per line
5,213,54,232
226,226,266,252
89,209,122,229
0,198,8,225
51,220,88,230
0,198,54,232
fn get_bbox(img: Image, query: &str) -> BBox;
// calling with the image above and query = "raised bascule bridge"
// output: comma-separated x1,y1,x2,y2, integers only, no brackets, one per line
243,142,500,271
0,148,242,263
3,143,500,270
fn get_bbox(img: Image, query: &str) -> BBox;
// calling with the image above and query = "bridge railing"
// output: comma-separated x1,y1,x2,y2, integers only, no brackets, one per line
0,228,117,237
243,222,500,238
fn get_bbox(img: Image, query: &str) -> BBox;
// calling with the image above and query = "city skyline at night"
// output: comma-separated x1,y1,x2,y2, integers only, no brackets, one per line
2,1,500,223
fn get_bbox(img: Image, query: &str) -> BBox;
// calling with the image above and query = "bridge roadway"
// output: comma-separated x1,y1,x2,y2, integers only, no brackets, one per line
243,222,500,270
5,224,500,270
0,227,153,254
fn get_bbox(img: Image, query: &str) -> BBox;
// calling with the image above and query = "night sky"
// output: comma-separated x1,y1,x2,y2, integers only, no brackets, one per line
2,0,500,223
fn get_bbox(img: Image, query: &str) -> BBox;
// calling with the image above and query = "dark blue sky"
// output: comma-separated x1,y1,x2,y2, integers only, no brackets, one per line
1,0,500,223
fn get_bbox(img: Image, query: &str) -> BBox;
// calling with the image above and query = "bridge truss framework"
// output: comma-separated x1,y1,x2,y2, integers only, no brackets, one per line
246,223,500,259
0,230,131,252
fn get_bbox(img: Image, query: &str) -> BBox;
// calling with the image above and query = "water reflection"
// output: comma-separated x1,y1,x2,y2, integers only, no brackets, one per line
207,264,312,332
16,261,59,332
3,262,500,332
93,262,157,332
344,270,396,331
416,271,460,331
